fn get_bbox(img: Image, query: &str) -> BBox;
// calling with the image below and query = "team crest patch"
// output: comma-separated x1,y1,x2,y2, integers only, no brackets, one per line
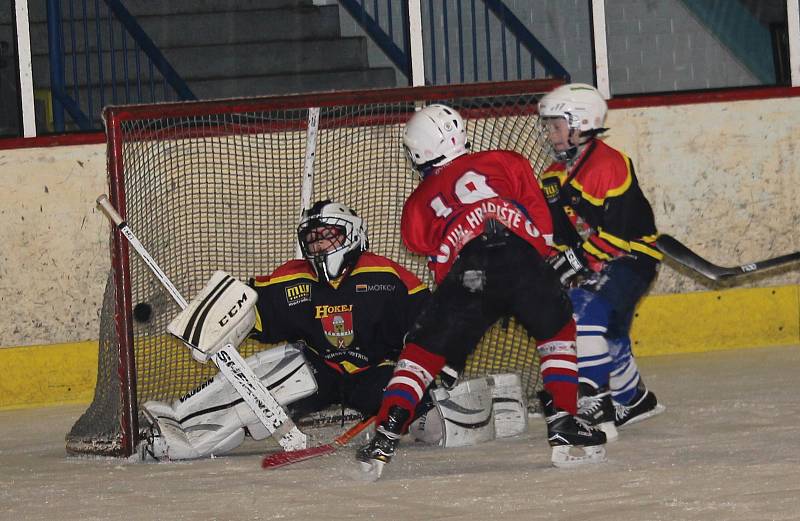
320,310,354,349
542,182,559,200
285,282,311,306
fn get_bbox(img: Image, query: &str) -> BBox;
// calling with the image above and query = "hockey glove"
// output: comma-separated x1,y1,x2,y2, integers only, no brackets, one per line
547,248,589,286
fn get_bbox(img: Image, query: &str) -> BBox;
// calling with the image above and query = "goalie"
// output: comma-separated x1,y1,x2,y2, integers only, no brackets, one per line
140,200,528,460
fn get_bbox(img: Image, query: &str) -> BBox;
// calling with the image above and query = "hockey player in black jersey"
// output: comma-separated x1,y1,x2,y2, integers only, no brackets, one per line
250,200,430,420
139,200,430,460
538,83,666,438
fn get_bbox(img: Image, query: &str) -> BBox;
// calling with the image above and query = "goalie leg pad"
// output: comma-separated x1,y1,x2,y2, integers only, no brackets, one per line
488,373,528,438
167,271,258,363
242,344,318,440
409,376,495,448
141,402,247,461
141,343,316,459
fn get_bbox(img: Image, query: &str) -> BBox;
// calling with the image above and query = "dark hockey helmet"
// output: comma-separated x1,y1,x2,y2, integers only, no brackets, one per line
297,200,368,282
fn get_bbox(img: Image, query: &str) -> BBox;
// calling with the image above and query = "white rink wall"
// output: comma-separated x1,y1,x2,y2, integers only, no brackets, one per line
0,95,798,347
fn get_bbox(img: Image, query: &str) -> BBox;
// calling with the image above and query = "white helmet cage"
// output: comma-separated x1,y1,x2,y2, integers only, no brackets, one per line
402,103,469,176
538,83,608,133
297,200,368,282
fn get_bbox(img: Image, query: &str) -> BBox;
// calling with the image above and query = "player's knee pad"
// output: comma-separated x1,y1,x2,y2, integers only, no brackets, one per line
408,376,495,448
489,373,528,438
140,343,316,459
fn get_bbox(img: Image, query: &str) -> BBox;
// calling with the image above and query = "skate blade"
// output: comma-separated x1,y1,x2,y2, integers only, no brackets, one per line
356,459,386,482
618,403,666,428
598,421,619,442
551,444,607,468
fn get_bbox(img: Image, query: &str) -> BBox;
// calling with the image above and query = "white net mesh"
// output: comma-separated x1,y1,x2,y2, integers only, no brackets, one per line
66,80,559,456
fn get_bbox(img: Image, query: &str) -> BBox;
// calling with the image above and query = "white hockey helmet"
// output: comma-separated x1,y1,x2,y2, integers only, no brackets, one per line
403,103,469,177
538,83,608,133
297,200,368,282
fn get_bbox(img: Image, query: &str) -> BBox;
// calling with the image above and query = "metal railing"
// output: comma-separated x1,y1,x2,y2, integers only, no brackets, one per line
43,0,566,132
46,0,195,132
339,0,569,84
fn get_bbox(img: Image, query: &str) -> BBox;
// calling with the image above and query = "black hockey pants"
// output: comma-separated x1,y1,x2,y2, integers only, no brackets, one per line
405,225,573,370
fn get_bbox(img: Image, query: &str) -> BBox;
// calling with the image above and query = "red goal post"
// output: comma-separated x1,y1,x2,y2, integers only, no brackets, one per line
67,78,564,458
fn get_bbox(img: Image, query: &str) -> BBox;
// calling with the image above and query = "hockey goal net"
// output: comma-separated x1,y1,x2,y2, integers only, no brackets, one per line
66,79,563,457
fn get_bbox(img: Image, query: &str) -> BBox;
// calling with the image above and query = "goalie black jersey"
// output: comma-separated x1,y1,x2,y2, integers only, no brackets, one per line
540,139,662,269
250,252,429,375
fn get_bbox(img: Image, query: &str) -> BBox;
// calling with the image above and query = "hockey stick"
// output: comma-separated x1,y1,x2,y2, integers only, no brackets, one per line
656,234,800,281
96,194,307,451
261,416,375,469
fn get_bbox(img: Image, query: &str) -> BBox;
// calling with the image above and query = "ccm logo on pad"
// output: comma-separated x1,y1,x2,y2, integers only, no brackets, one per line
218,292,250,327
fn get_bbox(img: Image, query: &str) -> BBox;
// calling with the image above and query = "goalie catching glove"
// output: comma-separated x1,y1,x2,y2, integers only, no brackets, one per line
167,271,257,363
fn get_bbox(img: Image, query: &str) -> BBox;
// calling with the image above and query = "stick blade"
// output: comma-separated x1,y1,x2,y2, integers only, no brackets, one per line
656,234,726,281
261,444,336,469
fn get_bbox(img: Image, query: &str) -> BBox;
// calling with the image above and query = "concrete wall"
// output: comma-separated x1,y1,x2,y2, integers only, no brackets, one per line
0,94,798,349
0,144,108,346
606,98,800,293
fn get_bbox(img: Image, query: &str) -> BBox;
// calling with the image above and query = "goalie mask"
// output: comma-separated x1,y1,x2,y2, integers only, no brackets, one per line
403,103,469,178
538,83,608,162
298,200,368,283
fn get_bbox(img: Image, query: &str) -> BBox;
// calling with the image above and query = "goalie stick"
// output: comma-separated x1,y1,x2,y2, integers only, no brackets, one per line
96,194,307,452
656,234,800,281
262,416,375,469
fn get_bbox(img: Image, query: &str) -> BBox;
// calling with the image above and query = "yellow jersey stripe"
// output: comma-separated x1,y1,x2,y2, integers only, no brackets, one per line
254,309,264,333
351,266,400,277
256,272,317,286
340,360,365,374
408,283,428,295
630,241,664,259
597,229,631,252
569,164,633,206
582,241,613,261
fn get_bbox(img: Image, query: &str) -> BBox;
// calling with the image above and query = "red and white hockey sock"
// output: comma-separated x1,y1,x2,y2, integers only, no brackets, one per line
377,342,446,430
536,319,579,415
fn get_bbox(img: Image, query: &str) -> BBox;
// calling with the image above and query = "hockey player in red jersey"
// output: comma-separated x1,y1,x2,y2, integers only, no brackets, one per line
538,83,665,439
356,104,607,479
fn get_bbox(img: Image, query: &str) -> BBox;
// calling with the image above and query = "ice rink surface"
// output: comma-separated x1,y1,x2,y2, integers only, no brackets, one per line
2,345,799,521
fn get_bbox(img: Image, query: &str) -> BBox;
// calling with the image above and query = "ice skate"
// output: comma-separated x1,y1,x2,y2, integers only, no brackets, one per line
538,391,607,468
577,383,618,442
614,381,665,428
355,405,409,480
